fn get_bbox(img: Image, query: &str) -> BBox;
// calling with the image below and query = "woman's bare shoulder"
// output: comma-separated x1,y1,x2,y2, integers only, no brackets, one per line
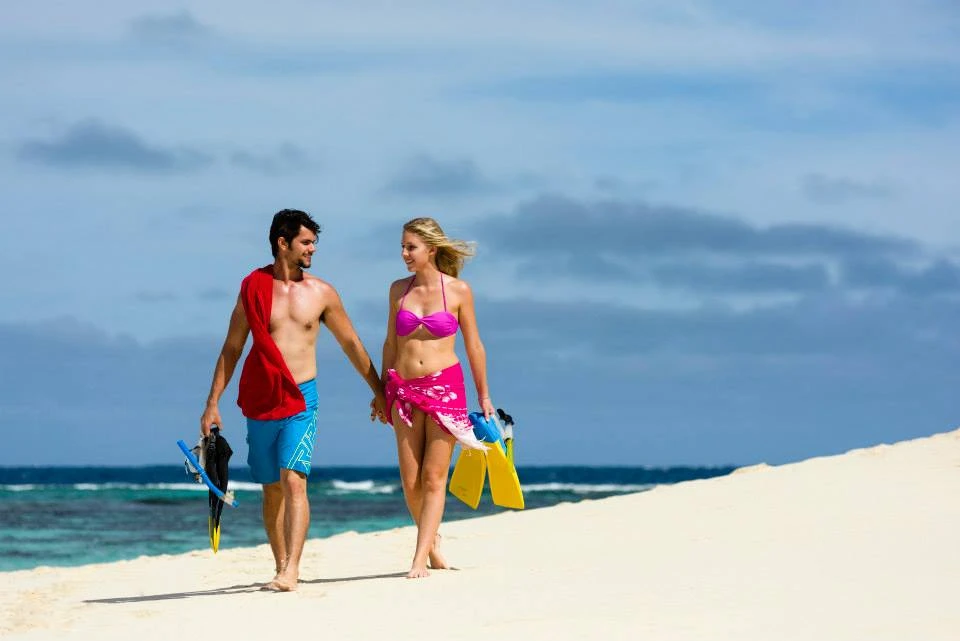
446,276,472,294
389,276,412,293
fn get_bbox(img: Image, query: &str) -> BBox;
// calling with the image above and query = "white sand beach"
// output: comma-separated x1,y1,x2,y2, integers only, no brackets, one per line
2,429,958,641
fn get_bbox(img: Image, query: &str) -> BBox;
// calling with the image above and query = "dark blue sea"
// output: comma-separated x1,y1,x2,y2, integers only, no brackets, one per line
0,464,734,572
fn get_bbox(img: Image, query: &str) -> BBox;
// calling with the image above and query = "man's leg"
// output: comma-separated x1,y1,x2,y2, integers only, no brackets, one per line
268,392,318,592
247,417,284,585
261,482,286,579
271,469,309,591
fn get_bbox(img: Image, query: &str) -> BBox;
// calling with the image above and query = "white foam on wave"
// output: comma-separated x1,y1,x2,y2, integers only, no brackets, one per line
329,479,397,494
73,482,210,492
3,480,649,495
1,482,263,492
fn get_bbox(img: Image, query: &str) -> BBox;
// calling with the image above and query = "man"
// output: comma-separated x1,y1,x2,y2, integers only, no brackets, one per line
200,208,387,592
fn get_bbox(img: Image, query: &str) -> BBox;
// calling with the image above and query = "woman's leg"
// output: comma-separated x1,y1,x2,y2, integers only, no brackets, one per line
407,416,456,578
393,404,426,525
393,407,451,571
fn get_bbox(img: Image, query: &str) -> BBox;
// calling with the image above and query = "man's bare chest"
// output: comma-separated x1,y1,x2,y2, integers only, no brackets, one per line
269,282,323,331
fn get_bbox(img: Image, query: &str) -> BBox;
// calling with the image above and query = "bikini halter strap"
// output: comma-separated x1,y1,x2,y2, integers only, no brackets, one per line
399,274,448,311
399,276,415,309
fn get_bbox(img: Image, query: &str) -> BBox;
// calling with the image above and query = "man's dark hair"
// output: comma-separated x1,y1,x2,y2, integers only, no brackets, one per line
269,209,321,257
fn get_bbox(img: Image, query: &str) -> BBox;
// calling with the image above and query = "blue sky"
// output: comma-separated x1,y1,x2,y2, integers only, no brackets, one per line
1,1,958,466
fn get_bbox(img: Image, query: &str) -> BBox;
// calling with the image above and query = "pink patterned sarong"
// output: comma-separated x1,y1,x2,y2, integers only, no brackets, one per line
385,363,486,451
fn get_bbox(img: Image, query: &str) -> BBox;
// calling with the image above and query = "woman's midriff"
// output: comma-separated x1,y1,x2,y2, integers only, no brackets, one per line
394,336,459,380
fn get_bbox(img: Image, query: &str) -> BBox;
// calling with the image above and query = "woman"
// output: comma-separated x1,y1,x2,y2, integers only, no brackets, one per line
380,217,495,578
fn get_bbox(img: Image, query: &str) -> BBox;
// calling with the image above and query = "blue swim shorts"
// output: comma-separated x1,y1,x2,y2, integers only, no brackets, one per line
246,380,319,484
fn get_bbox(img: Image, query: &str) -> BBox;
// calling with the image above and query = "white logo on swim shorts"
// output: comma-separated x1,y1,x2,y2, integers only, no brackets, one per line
286,408,319,473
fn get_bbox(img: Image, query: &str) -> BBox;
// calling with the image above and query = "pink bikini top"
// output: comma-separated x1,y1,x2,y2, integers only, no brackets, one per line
395,275,459,338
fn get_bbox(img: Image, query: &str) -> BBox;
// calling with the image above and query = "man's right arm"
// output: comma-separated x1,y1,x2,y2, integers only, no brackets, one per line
200,296,250,436
320,284,387,422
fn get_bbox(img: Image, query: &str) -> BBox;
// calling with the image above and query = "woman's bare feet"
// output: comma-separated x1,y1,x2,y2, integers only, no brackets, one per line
428,533,449,570
269,564,299,591
406,564,430,579
263,570,298,591
263,577,297,591
261,560,297,592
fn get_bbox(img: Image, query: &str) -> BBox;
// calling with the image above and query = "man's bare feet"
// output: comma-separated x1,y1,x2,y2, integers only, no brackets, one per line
406,565,430,579
428,533,449,570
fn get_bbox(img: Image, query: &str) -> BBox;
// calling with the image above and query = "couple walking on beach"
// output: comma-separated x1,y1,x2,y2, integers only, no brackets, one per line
199,209,496,591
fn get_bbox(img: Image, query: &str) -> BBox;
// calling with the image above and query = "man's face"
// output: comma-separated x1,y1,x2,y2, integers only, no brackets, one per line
282,226,317,269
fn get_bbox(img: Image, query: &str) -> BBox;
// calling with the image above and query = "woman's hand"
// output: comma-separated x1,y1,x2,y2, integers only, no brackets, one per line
479,396,495,421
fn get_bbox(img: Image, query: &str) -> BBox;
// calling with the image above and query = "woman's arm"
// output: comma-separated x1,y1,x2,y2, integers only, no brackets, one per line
456,280,495,419
381,279,403,382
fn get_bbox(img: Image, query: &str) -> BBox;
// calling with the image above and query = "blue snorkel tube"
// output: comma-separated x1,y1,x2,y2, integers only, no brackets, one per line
177,439,239,508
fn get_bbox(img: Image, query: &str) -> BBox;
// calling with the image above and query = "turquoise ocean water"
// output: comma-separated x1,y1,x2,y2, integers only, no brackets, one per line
0,465,734,572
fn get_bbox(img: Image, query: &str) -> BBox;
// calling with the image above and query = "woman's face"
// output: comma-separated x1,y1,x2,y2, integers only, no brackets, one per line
401,231,434,272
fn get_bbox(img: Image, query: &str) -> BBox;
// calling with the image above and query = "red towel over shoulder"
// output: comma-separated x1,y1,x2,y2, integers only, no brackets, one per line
236,265,306,420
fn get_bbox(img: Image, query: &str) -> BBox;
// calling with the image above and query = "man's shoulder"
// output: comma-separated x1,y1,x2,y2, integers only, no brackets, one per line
241,264,272,282
302,273,338,298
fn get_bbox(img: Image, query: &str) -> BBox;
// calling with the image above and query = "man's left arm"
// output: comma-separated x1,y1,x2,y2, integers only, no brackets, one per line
321,286,387,422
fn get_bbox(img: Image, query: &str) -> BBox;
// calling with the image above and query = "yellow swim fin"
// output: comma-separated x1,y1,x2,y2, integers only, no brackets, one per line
449,447,487,509
208,516,221,553
485,440,525,510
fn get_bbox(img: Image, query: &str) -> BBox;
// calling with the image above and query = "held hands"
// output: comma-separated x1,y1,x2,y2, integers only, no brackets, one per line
367,394,493,421
200,403,222,437
369,391,388,424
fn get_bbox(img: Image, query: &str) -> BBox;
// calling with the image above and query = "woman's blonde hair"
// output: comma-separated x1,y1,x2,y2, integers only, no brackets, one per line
403,217,475,277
